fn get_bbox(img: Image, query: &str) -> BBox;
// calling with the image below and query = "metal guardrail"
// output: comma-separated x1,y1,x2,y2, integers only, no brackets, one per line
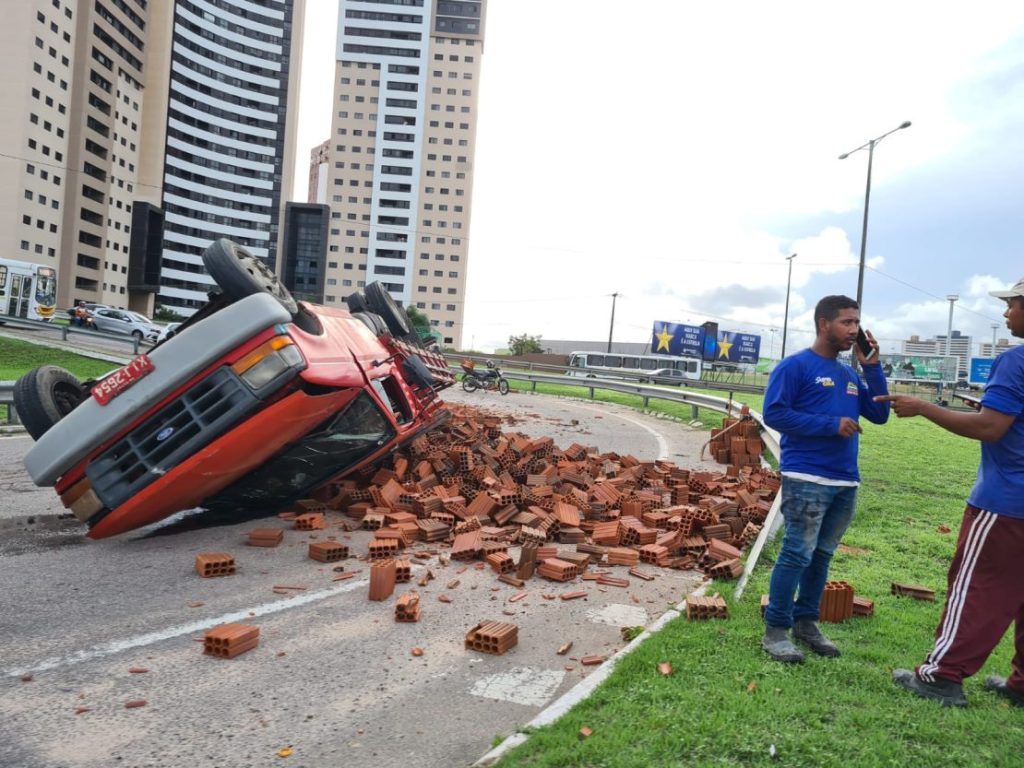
0,314,151,355
446,353,766,395
0,381,16,425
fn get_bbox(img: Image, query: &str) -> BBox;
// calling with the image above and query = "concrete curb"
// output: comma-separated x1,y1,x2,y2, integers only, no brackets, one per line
472,582,711,767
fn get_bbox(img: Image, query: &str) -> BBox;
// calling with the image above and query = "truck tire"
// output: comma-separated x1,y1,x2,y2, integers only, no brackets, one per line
364,282,411,337
202,238,298,316
14,365,87,440
353,311,391,339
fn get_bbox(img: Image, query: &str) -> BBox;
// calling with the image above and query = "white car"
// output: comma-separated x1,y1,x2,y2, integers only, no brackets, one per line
91,308,163,341
155,322,182,343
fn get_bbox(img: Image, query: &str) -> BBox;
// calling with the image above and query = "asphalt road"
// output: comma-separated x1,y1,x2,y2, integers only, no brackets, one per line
0,387,721,768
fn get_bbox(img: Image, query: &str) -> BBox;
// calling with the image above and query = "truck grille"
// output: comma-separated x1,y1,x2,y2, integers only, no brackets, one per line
87,368,261,510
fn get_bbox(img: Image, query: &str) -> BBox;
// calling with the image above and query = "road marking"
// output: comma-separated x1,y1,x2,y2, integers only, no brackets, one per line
3,577,369,679
586,603,649,627
554,401,671,460
470,667,566,707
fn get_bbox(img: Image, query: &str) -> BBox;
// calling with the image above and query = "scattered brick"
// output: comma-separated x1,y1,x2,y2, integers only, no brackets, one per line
686,595,728,620
395,592,422,622
891,582,936,601
852,595,875,617
294,513,326,531
308,541,348,563
560,590,588,601
557,641,573,655
124,700,147,709
369,559,397,601
248,528,284,547
580,655,606,666
819,580,855,622
204,623,259,659
465,620,518,655
195,552,235,578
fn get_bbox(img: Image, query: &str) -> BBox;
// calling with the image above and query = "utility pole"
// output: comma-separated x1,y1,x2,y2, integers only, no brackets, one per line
781,253,796,359
606,292,619,353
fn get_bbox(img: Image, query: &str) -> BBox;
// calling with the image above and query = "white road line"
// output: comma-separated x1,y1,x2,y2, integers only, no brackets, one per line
470,668,567,707
3,577,369,679
556,401,671,460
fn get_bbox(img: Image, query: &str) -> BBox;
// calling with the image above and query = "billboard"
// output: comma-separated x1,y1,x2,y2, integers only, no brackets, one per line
969,357,993,386
878,354,959,383
651,322,762,364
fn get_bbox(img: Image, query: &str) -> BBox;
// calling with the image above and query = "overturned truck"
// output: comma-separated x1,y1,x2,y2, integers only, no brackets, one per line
15,239,454,538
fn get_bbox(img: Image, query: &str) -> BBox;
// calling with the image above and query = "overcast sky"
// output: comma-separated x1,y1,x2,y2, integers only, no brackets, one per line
295,0,1024,356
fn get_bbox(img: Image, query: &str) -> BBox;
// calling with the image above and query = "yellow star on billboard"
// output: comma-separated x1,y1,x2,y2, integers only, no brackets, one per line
717,338,733,359
655,326,673,352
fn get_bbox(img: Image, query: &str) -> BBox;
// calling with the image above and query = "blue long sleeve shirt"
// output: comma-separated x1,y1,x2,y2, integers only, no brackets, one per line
763,348,890,482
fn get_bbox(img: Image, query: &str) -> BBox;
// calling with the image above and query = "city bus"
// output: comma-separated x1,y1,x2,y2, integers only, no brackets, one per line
0,258,58,320
566,351,703,382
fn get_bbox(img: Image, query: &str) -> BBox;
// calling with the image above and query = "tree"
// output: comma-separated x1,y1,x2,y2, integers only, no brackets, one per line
405,305,432,340
508,333,543,356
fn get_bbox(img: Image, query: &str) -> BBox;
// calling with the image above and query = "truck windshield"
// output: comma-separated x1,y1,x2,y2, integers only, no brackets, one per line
205,391,396,511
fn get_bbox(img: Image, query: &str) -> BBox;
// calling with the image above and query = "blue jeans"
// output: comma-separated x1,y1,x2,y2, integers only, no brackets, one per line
765,478,858,628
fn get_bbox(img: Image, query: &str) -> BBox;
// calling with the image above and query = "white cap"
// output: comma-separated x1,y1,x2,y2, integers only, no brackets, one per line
989,277,1024,299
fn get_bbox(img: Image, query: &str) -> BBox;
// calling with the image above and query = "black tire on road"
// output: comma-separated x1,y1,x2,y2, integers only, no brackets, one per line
202,238,298,315
14,365,87,441
462,375,478,392
498,378,510,395
353,311,391,339
364,282,411,337
132,330,143,340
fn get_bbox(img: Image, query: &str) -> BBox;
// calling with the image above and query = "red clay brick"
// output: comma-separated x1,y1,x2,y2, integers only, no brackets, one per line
204,623,259,658
195,552,235,578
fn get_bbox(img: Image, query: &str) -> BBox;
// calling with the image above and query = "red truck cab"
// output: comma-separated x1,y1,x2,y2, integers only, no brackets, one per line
17,239,453,538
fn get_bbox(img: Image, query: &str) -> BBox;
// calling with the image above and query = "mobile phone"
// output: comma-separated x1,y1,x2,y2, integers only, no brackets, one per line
856,328,876,359
954,393,982,409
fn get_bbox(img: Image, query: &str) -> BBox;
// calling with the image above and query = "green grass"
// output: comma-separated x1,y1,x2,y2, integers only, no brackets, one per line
494,416,1023,768
0,337,117,382
1,337,117,423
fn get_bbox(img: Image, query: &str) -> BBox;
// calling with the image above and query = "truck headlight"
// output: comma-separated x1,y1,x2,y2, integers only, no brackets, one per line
232,336,306,389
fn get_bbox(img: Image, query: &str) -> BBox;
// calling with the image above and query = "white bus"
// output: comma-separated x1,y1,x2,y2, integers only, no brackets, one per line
566,351,703,382
0,258,58,320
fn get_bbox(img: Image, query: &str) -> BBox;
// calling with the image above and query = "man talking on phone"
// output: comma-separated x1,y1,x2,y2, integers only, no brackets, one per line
876,277,1024,707
761,295,891,662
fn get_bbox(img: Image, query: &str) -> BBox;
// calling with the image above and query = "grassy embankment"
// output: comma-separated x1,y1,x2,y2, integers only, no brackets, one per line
490,379,1021,768
0,337,115,422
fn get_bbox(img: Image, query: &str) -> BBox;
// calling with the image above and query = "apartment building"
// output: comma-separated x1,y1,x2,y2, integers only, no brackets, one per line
0,0,151,311
325,0,486,348
154,0,305,316
308,139,330,204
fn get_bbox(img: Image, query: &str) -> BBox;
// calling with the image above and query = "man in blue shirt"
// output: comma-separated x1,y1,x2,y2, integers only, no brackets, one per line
762,295,891,662
879,277,1024,708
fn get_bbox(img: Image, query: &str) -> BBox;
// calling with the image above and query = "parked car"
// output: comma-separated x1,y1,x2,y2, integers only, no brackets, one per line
15,238,454,539
91,308,163,340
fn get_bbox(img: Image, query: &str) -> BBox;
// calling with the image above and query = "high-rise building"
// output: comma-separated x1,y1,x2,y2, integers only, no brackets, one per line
325,0,487,348
1,0,153,311
979,337,1021,358
154,0,305,316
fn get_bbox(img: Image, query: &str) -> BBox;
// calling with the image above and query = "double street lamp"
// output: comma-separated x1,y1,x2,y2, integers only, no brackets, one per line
839,120,912,311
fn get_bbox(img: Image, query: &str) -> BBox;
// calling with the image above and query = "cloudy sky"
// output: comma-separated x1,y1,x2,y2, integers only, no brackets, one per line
295,0,1024,356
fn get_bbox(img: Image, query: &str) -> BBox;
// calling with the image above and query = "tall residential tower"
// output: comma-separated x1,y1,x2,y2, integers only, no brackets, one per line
325,0,486,347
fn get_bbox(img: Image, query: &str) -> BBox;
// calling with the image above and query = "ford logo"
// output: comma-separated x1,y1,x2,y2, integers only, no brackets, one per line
156,427,175,442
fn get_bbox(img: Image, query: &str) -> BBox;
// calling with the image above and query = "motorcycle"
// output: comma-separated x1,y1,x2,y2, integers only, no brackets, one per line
460,359,510,395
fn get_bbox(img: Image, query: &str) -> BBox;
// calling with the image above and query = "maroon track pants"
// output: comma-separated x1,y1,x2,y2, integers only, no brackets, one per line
916,505,1024,693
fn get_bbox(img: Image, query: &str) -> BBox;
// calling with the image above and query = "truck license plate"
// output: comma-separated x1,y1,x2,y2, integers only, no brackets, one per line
92,354,155,406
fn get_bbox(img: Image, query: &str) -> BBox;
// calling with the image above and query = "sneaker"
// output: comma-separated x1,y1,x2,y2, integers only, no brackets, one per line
762,626,805,663
793,619,840,657
893,669,967,708
984,676,1024,707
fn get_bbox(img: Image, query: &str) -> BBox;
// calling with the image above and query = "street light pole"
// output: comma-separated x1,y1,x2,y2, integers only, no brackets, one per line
839,120,912,311
991,323,1000,357
781,253,796,359
606,292,619,353
946,294,959,381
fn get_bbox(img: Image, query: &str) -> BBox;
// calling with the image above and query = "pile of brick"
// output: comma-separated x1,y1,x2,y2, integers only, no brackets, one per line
315,406,778,587
706,417,765,469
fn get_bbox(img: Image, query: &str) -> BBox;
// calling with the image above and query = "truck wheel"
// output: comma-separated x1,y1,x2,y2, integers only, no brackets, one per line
364,282,411,337
14,366,87,440
498,378,510,395
202,238,298,315
353,311,392,339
